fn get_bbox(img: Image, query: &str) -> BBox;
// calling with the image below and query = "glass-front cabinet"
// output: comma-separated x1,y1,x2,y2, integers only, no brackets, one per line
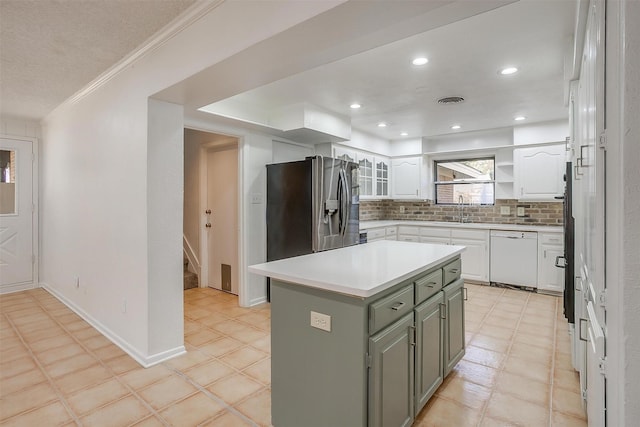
376,158,389,197
362,154,390,199
359,154,374,197
332,144,390,199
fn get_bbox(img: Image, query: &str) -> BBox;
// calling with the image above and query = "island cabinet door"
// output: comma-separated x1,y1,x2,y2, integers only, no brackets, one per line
414,292,444,415
368,313,415,427
443,278,466,376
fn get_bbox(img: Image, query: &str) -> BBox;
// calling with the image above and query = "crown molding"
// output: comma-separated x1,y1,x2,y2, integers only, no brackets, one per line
55,0,225,113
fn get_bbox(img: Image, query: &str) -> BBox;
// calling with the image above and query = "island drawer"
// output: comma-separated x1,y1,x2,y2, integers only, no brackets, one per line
414,269,443,304
369,284,414,334
443,258,462,285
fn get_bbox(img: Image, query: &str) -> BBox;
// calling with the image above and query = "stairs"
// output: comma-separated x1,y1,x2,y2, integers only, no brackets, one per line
183,258,198,290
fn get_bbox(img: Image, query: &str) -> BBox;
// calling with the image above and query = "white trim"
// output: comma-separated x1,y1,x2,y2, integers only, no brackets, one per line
237,137,247,307
183,234,200,279
53,0,224,112
32,137,39,290
248,296,267,307
41,282,186,367
185,123,246,304
199,143,209,288
0,134,39,294
0,282,38,295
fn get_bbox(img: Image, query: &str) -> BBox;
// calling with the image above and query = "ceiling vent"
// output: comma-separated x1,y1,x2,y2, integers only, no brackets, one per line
437,96,465,104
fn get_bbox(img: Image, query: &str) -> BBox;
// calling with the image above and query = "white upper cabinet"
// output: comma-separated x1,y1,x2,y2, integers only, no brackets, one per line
392,157,422,199
329,144,391,199
358,153,374,197
374,156,390,197
514,144,565,201
333,145,357,163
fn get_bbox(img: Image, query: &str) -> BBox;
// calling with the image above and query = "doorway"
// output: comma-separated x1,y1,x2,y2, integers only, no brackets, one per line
183,128,240,295
0,137,37,294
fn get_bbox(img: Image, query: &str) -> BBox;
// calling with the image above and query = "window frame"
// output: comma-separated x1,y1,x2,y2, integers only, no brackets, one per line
433,156,496,205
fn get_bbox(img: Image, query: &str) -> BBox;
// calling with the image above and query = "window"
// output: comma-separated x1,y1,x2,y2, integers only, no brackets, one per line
434,157,495,205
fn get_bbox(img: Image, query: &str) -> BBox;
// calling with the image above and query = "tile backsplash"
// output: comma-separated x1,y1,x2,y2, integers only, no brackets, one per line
360,199,563,226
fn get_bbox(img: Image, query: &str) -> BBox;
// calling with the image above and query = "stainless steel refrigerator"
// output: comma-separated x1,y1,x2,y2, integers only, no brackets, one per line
266,156,359,263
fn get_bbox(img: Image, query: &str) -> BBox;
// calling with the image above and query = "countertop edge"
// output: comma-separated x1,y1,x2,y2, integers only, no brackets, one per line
360,220,563,233
249,244,465,298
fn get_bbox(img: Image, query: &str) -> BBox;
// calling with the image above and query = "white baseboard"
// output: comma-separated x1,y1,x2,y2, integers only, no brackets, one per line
0,281,38,295
41,282,186,367
247,296,268,307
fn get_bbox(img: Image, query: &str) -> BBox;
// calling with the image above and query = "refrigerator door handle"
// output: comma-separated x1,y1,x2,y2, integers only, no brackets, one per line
340,167,350,237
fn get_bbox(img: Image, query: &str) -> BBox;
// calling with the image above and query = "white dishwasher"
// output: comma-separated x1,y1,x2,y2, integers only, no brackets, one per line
490,230,538,288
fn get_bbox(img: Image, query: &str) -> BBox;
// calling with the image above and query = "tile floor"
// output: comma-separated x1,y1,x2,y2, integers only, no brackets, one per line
0,284,586,426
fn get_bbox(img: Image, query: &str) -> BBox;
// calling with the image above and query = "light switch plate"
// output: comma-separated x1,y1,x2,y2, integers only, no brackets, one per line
500,206,510,215
517,206,525,217
310,311,331,332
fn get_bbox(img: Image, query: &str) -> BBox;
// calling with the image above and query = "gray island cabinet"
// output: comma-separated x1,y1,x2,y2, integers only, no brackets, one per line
249,240,466,427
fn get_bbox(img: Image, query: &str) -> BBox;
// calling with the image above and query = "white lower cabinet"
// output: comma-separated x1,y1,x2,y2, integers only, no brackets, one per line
384,227,397,240
537,232,564,293
451,237,488,282
398,226,421,242
400,226,489,282
366,226,397,242
367,228,387,242
366,224,560,288
419,227,450,245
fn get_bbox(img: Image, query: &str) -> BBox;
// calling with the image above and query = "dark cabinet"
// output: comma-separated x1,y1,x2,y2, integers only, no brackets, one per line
368,313,415,427
443,278,465,375
414,292,444,414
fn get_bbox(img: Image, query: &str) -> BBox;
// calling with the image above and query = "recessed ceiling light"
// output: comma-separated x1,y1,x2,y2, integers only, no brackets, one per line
377,122,387,128
499,67,518,75
412,57,428,66
451,125,461,130
400,132,408,136
514,116,526,121
437,96,465,104
350,103,361,109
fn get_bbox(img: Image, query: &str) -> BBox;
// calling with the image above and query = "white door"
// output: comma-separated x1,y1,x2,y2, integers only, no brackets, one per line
0,138,34,292
206,145,238,294
574,0,606,421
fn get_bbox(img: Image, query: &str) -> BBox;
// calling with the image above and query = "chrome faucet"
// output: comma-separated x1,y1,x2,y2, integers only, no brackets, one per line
457,195,470,223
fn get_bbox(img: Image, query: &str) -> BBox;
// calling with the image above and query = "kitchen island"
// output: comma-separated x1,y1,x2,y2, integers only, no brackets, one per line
249,240,466,427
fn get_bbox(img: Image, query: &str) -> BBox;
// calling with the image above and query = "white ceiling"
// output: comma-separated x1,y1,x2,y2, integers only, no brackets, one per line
0,0,576,142
0,0,195,121
201,0,576,140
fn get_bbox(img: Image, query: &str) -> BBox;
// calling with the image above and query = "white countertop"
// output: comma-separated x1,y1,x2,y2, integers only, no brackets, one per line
248,240,465,298
360,220,562,233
